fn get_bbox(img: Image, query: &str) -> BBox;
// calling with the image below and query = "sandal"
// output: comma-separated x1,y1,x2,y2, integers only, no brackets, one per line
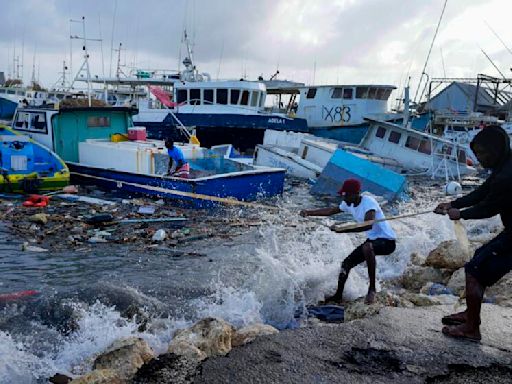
442,325,481,342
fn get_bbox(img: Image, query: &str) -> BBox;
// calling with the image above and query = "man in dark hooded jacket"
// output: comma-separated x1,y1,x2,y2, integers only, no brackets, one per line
434,125,512,341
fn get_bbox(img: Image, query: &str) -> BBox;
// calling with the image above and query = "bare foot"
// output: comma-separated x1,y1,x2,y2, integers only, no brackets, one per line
364,290,376,305
442,324,481,342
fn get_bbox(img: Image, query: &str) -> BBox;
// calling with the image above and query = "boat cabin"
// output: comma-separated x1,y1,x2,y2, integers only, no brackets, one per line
295,85,396,128
172,80,267,115
361,118,474,179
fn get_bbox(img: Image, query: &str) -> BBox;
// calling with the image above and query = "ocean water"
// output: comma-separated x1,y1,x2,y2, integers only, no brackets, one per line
0,180,502,383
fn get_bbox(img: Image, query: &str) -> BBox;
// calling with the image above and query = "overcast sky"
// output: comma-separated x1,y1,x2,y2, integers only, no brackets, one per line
1,0,512,102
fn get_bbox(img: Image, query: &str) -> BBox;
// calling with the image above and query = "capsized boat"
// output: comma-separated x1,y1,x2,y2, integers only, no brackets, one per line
254,130,406,200
12,106,286,208
0,124,69,193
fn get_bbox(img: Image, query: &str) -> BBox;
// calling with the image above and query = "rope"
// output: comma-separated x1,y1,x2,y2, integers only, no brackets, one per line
330,209,434,233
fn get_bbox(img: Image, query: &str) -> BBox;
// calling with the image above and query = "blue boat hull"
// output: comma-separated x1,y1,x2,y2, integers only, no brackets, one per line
67,162,285,208
0,97,17,119
136,112,309,151
311,148,407,201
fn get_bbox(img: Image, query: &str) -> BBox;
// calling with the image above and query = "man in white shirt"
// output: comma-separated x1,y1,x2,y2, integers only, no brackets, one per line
300,178,396,304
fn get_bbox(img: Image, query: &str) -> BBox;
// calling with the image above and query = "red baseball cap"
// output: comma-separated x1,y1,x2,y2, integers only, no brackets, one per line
338,178,361,195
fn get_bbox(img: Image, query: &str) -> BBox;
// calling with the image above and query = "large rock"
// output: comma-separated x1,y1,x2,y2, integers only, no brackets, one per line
400,266,451,291
168,341,208,361
232,323,279,347
70,369,122,384
344,290,412,322
168,318,235,359
344,301,383,322
424,240,471,271
447,267,466,296
93,337,155,382
487,273,512,307
132,353,199,384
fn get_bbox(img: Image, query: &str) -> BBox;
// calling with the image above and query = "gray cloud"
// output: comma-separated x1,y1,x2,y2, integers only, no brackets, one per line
0,0,504,94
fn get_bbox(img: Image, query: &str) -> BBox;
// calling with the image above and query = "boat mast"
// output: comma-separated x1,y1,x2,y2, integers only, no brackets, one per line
69,17,102,106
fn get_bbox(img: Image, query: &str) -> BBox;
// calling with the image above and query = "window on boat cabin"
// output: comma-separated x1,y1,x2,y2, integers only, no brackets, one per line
368,88,378,100
217,89,228,105
87,116,111,128
204,89,214,105
343,88,353,99
29,113,47,132
190,89,200,105
250,91,259,107
259,92,265,107
177,89,188,104
375,126,386,138
405,135,421,150
377,88,392,100
376,88,387,100
356,87,369,99
240,90,249,106
230,89,240,105
457,149,467,164
14,112,31,130
0,89,4,94
388,130,401,144
306,88,317,99
331,88,353,99
331,88,343,98
418,139,431,155
7,90,15,95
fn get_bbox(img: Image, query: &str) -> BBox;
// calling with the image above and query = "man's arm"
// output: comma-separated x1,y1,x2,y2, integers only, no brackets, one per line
176,159,185,169
168,157,175,174
454,176,509,220
335,209,375,233
300,207,341,217
450,177,492,209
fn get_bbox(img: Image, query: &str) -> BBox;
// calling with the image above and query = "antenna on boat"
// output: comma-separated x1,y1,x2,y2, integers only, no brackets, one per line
413,0,448,105
30,49,36,86
484,20,512,58
479,47,506,79
114,43,126,79
109,0,118,78
69,16,103,106
216,39,224,80
52,60,69,89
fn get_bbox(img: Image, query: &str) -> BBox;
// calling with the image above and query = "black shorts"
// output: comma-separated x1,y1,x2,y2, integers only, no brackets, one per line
465,231,512,287
342,238,396,271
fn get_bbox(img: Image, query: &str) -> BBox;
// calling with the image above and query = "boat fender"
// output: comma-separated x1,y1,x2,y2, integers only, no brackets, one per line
445,181,462,196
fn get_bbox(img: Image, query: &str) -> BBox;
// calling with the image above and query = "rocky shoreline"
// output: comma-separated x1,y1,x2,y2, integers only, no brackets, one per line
49,302,512,383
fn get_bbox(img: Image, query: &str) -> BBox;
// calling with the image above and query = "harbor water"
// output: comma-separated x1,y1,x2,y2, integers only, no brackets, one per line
0,179,501,383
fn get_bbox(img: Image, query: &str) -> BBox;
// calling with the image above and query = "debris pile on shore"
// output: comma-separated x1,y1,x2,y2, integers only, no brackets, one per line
0,186,289,253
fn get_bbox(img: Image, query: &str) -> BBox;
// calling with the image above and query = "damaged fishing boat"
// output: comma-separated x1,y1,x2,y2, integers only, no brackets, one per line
0,124,69,193
254,130,406,200
11,106,285,207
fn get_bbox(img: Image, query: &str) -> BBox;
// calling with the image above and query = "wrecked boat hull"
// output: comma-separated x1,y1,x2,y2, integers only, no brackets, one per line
67,162,285,208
